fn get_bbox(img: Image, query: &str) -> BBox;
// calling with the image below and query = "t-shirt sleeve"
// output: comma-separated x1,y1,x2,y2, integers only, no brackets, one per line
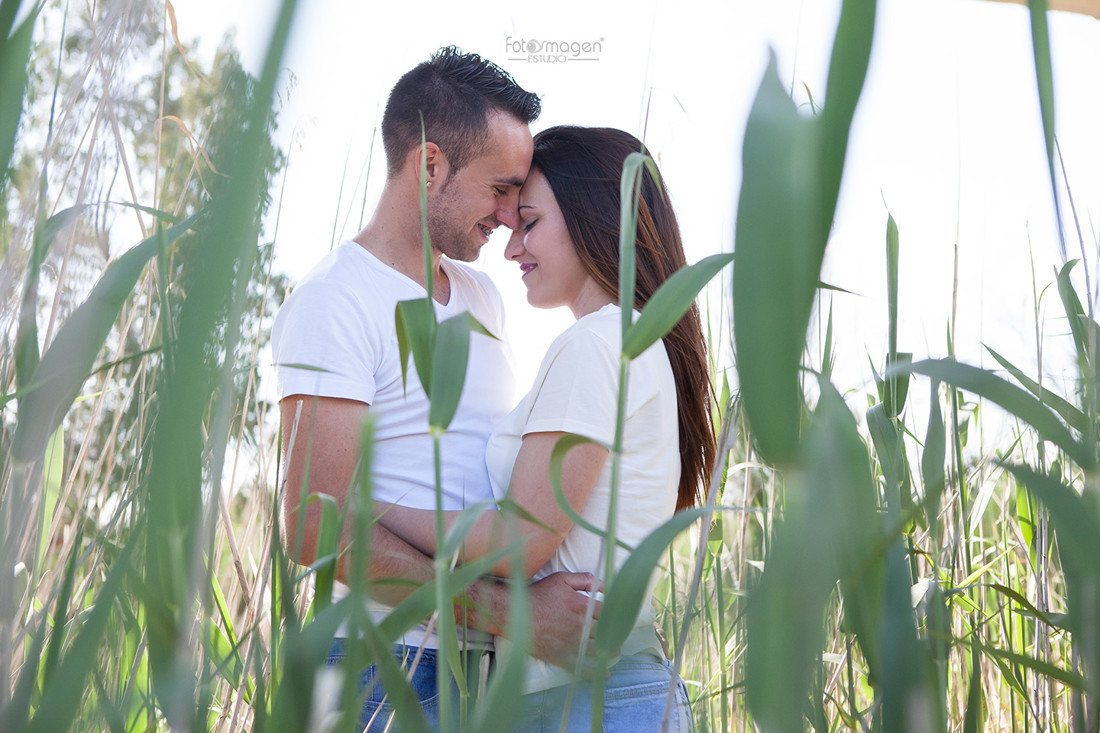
271,280,379,404
522,326,619,445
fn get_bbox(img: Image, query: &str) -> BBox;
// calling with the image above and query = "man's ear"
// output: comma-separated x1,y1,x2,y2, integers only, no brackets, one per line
409,141,449,188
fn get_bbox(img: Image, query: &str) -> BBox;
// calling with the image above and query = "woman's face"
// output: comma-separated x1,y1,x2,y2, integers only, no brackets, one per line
504,169,611,318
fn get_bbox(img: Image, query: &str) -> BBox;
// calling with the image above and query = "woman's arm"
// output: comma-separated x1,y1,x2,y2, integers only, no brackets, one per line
376,431,608,577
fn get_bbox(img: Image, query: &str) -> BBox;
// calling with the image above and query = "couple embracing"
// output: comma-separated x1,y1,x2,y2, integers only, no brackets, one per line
272,46,714,732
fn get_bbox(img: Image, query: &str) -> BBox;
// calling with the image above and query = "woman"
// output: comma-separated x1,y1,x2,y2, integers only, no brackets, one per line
389,125,715,731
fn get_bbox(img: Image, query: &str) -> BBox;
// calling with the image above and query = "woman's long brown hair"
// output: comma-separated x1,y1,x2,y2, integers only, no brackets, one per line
532,125,716,511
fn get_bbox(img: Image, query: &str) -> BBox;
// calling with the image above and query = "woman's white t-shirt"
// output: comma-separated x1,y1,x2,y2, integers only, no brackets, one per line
486,304,680,692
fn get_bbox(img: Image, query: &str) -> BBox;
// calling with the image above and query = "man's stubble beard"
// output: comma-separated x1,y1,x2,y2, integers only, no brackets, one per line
426,182,482,263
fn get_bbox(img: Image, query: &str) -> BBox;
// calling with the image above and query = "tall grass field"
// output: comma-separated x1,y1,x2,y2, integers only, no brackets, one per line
2,0,1098,731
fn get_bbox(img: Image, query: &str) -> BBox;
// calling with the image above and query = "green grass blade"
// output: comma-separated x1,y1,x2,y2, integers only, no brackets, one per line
1056,261,1099,381
1002,463,1100,576
971,639,1089,692
28,534,138,733
818,0,876,231
548,433,618,541
906,359,1095,470
886,214,899,359
986,344,1090,433
747,379,881,730
0,0,37,188
880,352,912,420
12,209,206,462
15,205,88,393
867,403,909,522
963,638,985,733
472,570,528,732
618,152,647,334
623,253,733,359
439,499,496,558
395,297,436,396
376,553,505,643
1026,0,1066,258
304,492,342,615
921,380,946,545
596,507,710,654
732,53,818,466
429,311,486,430
36,424,63,569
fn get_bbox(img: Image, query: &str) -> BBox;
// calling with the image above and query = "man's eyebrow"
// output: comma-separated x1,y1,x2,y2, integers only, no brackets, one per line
497,177,525,189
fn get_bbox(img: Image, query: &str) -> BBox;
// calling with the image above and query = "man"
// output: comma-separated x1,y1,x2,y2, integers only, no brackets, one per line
270,47,596,729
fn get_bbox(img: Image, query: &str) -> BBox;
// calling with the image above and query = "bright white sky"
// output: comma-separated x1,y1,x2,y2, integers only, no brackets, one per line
181,0,1099,447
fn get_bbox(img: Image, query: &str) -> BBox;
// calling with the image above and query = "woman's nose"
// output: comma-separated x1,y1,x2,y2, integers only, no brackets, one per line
504,229,525,260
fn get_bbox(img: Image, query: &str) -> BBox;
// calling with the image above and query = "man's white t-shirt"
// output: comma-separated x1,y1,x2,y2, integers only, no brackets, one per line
271,240,515,647
486,304,680,692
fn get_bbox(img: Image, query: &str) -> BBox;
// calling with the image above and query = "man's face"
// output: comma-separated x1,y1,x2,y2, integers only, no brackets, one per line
427,112,534,262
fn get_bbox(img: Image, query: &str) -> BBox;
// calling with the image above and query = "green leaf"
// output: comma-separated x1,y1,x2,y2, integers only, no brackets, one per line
376,553,506,643
472,570,529,732
986,344,1090,434
548,433,618,542
819,0,876,225
1056,261,1099,379
305,492,342,615
963,637,985,733
1026,0,1065,259
440,499,496,558
867,403,910,523
747,379,882,731
1003,463,1100,578
15,205,88,393
622,253,733,359
904,359,1095,470
428,311,487,430
971,638,1089,692
886,213,900,359
596,507,710,654
0,0,37,187
733,54,820,467
921,380,946,546
395,297,436,397
879,352,912,419
12,209,206,463
617,151,649,336
36,424,64,569
28,534,138,733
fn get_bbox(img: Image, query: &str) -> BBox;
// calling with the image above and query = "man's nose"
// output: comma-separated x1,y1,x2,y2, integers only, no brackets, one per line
504,229,525,260
495,191,520,229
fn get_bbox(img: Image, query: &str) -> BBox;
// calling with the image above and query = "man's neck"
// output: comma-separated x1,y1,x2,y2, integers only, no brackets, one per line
353,199,450,304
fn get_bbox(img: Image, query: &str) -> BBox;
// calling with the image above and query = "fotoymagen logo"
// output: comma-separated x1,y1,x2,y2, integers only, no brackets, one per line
505,36,604,63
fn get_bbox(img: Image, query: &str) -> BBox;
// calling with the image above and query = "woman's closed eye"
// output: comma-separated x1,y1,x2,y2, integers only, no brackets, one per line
522,218,538,233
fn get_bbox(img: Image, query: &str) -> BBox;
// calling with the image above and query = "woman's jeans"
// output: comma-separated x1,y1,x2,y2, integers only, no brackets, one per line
327,642,692,732
513,653,694,733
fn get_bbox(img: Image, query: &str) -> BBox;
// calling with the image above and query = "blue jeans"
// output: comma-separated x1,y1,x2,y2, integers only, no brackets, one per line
325,640,490,732
512,653,694,732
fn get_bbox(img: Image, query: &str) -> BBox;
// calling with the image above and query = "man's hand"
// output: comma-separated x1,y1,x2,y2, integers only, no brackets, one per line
526,571,602,672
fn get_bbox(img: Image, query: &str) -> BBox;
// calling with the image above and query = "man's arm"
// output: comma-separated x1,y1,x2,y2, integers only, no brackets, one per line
377,431,608,578
280,395,437,604
279,395,598,666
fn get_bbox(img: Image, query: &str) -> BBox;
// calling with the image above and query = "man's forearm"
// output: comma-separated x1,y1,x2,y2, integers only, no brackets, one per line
335,518,437,607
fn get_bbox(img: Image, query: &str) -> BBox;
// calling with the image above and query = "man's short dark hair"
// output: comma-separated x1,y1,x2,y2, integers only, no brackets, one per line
382,46,541,178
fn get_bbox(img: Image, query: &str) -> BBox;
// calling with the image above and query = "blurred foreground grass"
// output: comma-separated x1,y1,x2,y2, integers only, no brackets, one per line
2,0,1098,731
